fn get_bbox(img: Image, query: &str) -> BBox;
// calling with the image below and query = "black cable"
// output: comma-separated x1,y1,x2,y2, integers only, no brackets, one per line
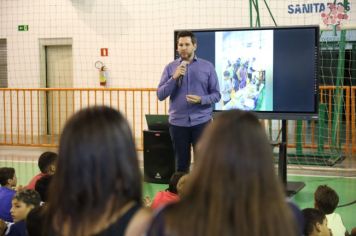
337,200,356,208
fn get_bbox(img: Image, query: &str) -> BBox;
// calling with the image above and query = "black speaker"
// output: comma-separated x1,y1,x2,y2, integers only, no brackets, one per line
143,130,175,184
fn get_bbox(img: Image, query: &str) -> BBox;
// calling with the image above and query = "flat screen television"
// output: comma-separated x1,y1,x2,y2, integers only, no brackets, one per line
174,25,320,120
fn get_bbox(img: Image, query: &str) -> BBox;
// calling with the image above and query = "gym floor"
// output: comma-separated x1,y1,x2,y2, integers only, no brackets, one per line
1,146,355,232
143,175,356,232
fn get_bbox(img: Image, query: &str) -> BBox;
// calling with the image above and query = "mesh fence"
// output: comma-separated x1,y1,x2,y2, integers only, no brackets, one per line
0,0,355,181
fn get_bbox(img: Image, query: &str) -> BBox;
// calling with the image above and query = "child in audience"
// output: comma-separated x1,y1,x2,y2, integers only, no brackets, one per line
34,175,53,203
45,106,152,236
0,168,17,222
302,208,331,236
148,110,299,236
151,172,186,209
314,185,347,236
24,175,53,236
26,151,57,190
6,190,41,236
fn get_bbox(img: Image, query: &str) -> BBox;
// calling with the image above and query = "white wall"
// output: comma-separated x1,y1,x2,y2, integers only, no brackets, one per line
0,0,354,89
0,0,355,139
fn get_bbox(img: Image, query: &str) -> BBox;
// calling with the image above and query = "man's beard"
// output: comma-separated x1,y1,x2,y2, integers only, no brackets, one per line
180,52,193,60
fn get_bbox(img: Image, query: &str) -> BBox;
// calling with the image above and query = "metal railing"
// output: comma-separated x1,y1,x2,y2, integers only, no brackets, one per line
0,86,355,154
286,86,352,155
0,88,168,150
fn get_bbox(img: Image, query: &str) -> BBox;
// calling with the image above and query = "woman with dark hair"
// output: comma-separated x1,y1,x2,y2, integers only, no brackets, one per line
45,106,151,236
148,110,298,236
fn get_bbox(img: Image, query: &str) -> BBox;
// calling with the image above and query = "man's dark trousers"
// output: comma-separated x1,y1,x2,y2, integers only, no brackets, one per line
169,121,209,172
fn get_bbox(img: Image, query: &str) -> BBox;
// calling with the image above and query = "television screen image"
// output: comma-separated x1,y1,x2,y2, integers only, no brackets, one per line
215,30,273,112
174,26,319,120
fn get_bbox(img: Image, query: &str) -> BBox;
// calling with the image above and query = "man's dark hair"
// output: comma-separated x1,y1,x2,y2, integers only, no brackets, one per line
176,31,197,45
302,208,326,236
35,175,53,202
314,185,339,214
38,152,57,173
167,172,186,194
0,167,15,186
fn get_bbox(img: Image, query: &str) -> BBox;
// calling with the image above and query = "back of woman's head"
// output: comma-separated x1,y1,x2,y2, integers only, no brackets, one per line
194,110,276,193
162,110,297,236
46,106,141,236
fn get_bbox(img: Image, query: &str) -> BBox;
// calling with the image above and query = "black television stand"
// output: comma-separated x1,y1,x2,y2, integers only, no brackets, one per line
278,120,305,197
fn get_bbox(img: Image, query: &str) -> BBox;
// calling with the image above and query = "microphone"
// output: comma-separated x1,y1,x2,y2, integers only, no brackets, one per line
177,61,188,87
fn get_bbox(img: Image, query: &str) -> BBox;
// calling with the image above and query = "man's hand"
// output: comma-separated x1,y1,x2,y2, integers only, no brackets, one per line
186,95,201,104
172,62,188,80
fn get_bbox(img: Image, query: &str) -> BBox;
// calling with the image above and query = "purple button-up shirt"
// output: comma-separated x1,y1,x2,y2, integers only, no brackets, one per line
157,57,221,127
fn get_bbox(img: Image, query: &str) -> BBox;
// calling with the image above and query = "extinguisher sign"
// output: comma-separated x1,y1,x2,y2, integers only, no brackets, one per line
100,48,108,57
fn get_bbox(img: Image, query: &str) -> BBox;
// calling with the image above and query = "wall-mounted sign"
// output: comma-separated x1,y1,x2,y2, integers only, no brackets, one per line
287,1,350,14
101,48,108,57
18,25,29,31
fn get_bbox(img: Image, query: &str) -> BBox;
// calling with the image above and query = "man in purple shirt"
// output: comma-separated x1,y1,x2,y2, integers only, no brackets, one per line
157,31,221,172
0,167,17,222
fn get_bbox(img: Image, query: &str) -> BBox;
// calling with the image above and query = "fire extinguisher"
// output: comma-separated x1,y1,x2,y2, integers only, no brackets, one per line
95,61,107,86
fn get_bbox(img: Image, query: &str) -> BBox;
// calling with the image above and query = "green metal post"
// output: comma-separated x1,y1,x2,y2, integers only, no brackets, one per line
318,104,327,154
249,0,277,28
331,29,346,149
249,0,253,27
249,0,261,28
263,0,277,26
255,0,261,27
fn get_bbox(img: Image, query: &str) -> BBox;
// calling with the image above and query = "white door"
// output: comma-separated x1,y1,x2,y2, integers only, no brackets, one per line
45,45,73,135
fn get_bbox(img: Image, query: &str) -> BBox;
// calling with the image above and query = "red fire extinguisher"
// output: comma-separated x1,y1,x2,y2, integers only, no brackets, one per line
95,61,107,86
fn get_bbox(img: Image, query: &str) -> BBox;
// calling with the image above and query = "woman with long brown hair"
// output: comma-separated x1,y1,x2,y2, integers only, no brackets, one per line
45,106,151,236
148,110,298,236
